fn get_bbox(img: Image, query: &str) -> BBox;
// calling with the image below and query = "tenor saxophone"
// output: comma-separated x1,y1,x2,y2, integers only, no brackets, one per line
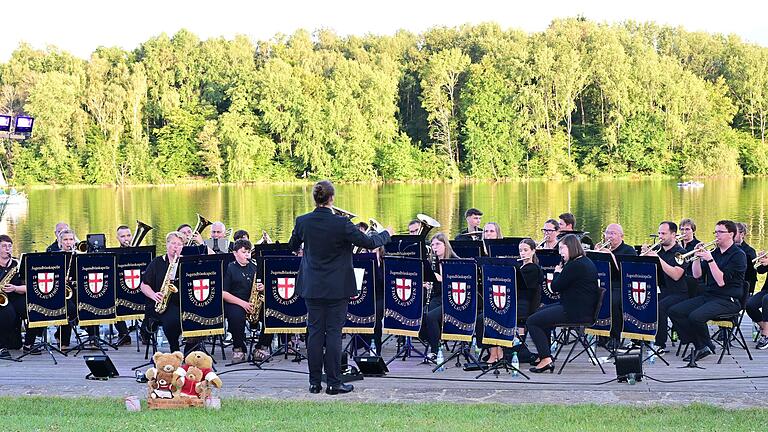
155,256,179,314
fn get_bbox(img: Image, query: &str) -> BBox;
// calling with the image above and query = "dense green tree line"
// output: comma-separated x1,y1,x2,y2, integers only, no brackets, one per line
2,18,768,184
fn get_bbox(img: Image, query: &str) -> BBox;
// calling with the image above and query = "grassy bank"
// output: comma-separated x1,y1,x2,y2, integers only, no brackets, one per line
1,397,765,431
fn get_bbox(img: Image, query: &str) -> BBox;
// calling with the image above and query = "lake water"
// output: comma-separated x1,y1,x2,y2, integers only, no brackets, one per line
4,178,768,254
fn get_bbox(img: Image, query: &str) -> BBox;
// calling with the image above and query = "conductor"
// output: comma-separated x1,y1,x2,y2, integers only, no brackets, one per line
289,180,393,395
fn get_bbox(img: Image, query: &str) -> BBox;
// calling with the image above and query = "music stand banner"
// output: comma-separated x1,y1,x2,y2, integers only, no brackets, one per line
179,255,225,338
114,246,154,320
384,235,424,259
537,249,561,306
252,243,294,257
263,256,306,334
25,252,68,328
449,240,483,259
586,252,613,337
383,256,423,337
344,253,377,334
76,253,117,326
619,256,660,341
440,259,478,342
480,260,518,347
485,237,526,259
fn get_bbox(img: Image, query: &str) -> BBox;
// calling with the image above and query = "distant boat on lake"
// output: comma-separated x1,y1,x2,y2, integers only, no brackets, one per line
677,181,704,188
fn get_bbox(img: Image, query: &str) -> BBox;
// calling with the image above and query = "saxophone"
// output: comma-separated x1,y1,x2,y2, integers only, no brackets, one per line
246,266,264,324
155,255,179,314
0,259,19,307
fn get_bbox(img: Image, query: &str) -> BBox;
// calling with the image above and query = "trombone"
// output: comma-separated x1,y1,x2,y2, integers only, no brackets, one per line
674,240,717,265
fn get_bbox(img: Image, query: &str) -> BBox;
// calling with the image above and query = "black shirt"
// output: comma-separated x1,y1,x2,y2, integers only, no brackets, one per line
46,241,61,253
682,237,701,277
738,242,757,289
701,243,746,300
609,241,637,284
656,244,688,295
520,262,544,304
141,255,179,308
552,256,599,322
223,260,258,302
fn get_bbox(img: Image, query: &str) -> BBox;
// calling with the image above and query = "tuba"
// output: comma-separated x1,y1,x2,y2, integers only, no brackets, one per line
131,220,154,247
187,214,213,246
415,213,441,238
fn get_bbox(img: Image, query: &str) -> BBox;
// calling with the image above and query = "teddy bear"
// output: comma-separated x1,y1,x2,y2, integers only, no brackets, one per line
178,365,208,398
150,369,178,399
174,351,223,389
145,351,184,396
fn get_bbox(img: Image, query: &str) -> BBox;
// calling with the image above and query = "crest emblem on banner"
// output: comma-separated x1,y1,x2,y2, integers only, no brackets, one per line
451,282,467,305
88,272,104,294
631,281,648,306
277,277,295,300
492,284,507,309
395,278,412,302
193,278,211,302
38,272,54,294
123,269,141,290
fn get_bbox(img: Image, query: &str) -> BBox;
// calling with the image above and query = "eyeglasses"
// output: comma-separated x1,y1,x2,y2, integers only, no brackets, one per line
713,230,729,235
541,229,556,233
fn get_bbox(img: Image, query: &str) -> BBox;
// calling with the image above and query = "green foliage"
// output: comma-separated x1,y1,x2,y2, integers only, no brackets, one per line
3,22,768,184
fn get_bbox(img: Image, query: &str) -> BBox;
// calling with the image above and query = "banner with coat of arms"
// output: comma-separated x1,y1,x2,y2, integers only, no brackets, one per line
586,252,613,337
263,256,306,334
536,249,561,306
25,252,69,328
111,246,155,320
440,259,478,342
179,255,225,338
344,253,377,334
480,260,518,347
75,252,117,326
619,257,659,341
383,256,423,337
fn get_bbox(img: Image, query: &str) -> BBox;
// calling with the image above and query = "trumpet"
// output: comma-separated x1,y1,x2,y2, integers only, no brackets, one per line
594,238,611,250
254,230,273,245
640,234,685,256
753,250,767,269
674,240,717,265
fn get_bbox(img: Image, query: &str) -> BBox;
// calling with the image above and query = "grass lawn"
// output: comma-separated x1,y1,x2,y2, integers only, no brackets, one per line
1,397,765,431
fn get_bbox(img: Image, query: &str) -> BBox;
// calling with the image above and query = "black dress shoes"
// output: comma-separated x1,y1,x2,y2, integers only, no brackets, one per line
326,383,354,395
309,384,322,394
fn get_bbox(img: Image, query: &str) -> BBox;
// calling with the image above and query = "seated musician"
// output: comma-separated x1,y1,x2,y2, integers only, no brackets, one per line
229,229,249,252
45,222,69,252
0,235,25,358
475,222,504,363
407,219,421,236
204,221,231,254
455,208,483,241
642,221,688,353
139,231,194,354
526,234,599,373
223,239,272,361
538,219,560,249
679,218,702,298
55,229,80,349
421,232,460,361
668,220,746,362
593,223,636,349
113,225,133,345
735,222,757,295
178,224,212,255
557,212,594,249
750,252,768,350
513,238,544,363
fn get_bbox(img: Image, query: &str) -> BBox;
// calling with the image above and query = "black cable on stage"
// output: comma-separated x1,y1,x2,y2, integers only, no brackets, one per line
641,373,768,384
217,367,309,376
377,374,623,386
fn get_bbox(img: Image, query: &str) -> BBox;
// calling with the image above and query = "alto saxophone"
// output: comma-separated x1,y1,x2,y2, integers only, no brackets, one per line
246,268,264,324
155,255,179,314
0,261,18,307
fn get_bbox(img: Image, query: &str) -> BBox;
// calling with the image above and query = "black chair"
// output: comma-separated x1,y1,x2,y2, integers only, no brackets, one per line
555,287,607,375
710,282,753,364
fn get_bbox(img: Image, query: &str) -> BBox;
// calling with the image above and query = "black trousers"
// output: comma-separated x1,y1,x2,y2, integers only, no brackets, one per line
609,285,622,340
746,291,768,324
668,295,741,350
145,303,183,353
526,303,570,359
0,295,23,349
224,303,273,351
305,298,348,388
420,297,442,353
475,299,534,349
655,293,688,347
367,296,384,351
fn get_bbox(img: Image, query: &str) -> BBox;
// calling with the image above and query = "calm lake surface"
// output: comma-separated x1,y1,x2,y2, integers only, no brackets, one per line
4,178,768,253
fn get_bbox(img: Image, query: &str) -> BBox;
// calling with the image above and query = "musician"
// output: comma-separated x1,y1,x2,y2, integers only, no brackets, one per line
421,232,460,361
178,224,210,255
735,222,757,295
526,234,599,373
55,229,80,349
288,180,392,395
139,231,192,354
0,235,25,357
223,239,272,362
557,213,594,249
455,208,483,240
46,222,70,252
116,225,133,248
594,223,636,348
642,222,688,352
229,230,249,252
679,218,702,298
477,223,504,363
204,221,230,254
750,253,768,350
482,222,502,241
408,219,421,235
668,220,746,362
112,225,133,345
538,219,560,249
557,213,575,232
357,221,369,233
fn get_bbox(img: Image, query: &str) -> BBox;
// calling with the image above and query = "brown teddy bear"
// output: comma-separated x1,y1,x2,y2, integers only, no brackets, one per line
175,351,223,389
145,351,184,395
150,369,178,399
178,366,209,398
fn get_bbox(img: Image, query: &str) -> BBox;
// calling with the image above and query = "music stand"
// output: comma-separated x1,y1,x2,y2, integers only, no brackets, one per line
484,237,526,259
17,327,68,364
384,235,425,259
431,340,483,373
261,333,306,364
386,336,429,365
67,327,118,357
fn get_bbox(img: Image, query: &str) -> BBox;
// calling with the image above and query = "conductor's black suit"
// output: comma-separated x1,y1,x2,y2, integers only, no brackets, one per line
289,206,391,388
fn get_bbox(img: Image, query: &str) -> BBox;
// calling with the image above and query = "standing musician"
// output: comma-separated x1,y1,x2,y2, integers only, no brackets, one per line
288,180,392,395
46,222,70,252
668,220,746,362
526,234,599,373
223,239,272,362
538,219,560,249
558,213,576,232
735,222,758,295
593,223,636,348
421,232,460,361
0,235,25,357
679,218,702,298
455,208,483,240
204,221,231,254
750,253,768,350
112,225,133,345
139,231,193,354
641,222,688,353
